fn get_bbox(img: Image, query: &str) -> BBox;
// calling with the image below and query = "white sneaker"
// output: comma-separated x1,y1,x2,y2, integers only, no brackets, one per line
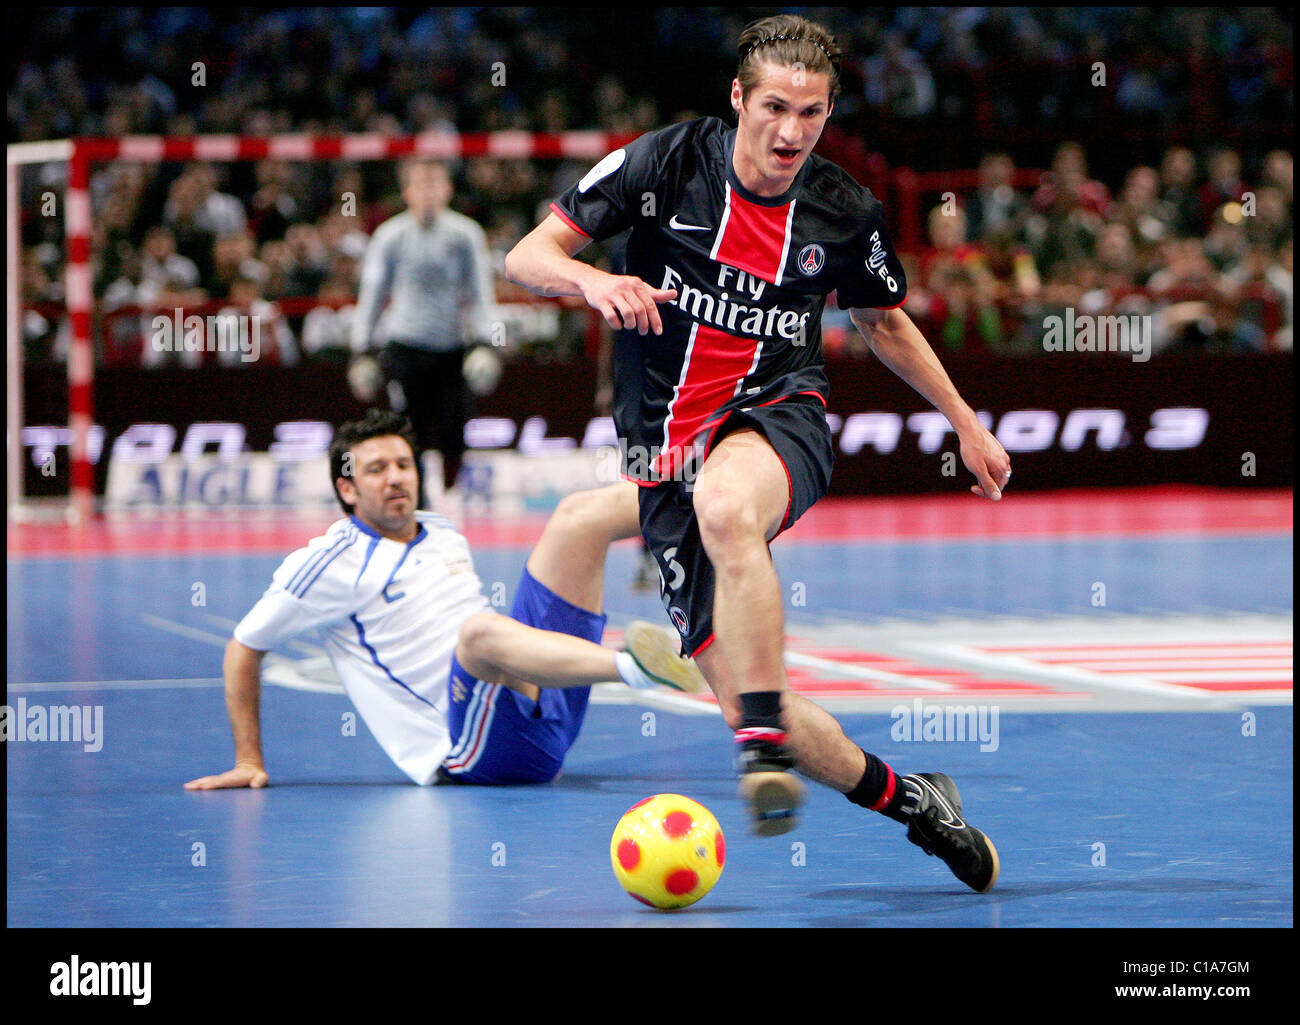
623,621,710,694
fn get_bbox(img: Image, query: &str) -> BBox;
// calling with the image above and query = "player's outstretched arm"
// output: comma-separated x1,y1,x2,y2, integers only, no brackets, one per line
850,306,1012,500
505,213,677,335
184,638,270,789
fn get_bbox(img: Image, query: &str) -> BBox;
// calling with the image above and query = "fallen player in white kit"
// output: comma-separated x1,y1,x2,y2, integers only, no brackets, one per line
185,409,703,789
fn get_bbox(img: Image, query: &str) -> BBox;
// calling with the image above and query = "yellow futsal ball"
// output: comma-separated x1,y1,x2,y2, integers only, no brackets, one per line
610,794,725,910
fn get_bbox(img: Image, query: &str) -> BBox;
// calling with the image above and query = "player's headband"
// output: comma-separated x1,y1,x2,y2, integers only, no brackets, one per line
741,33,840,69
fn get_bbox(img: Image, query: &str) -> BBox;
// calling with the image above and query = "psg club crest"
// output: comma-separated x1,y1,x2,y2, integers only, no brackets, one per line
797,243,825,276
669,606,690,637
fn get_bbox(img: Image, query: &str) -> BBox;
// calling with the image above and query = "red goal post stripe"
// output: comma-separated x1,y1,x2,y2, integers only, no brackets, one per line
71,131,639,164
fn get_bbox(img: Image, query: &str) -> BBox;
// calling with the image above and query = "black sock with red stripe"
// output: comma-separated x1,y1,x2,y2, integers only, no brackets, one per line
845,749,918,822
735,691,794,771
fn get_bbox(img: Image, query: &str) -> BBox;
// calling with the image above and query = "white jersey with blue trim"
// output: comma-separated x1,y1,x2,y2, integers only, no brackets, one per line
234,510,489,785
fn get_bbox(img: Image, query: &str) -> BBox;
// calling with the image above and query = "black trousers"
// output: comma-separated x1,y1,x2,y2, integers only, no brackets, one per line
381,341,469,493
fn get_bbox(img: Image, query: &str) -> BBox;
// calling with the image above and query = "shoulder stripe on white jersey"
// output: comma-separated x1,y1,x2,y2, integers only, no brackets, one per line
294,534,359,598
288,525,356,597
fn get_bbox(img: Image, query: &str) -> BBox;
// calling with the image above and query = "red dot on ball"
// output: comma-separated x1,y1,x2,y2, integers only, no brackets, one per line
631,893,657,907
627,796,655,813
715,830,726,867
665,868,699,895
663,810,693,838
617,838,641,871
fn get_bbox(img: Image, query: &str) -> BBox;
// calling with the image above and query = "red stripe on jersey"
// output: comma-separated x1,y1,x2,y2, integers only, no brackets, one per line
655,323,760,477
710,185,795,285
548,201,592,238
689,633,716,659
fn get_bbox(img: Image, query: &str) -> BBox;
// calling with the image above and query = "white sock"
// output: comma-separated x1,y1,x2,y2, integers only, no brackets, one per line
615,650,658,690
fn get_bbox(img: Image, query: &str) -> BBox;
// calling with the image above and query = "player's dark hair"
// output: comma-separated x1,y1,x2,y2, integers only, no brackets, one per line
329,408,421,514
736,14,842,106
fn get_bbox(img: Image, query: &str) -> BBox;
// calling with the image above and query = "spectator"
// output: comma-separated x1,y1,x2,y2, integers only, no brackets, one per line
1147,237,1221,298
1197,148,1248,234
213,273,298,367
300,276,358,362
982,226,1040,303
248,159,300,243
189,164,248,239
965,152,1028,242
919,204,984,287
1032,142,1111,220
1244,186,1292,252
162,171,217,288
1156,145,1201,238
862,29,936,119
931,264,1005,353
138,225,201,303
283,223,329,297
1111,165,1169,248
1026,158,1107,278
1268,239,1292,350
210,230,267,299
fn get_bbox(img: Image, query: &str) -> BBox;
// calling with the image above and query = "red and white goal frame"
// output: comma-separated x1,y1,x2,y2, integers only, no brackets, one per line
6,130,634,521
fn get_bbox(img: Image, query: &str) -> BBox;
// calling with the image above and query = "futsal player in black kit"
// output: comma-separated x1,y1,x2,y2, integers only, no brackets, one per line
507,14,1011,892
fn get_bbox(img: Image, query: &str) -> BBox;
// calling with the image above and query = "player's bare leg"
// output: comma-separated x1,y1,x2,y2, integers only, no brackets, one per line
697,646,867,791
690,429,813,833
691,429,791,694
455,482,707,700
525,480,642,614
691,434,998,887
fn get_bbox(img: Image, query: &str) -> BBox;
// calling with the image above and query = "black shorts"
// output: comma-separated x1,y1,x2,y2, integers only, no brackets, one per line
637,395,834,658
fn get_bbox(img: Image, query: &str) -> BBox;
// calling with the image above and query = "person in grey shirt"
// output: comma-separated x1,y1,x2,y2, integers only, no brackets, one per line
351,159,495,496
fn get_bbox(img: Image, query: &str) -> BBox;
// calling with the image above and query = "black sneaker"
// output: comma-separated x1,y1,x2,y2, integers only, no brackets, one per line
737,738,804,837
902,772,1000,893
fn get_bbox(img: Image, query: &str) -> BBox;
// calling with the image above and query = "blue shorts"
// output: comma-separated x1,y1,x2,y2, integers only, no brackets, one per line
438,567,605,784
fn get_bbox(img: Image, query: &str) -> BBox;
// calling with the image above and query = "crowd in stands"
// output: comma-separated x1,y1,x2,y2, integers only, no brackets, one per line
840,142,1293,357
11,7,1293,364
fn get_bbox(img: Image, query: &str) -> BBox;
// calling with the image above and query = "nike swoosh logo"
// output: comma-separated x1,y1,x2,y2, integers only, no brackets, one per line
669,215,709,231
916,778,965,828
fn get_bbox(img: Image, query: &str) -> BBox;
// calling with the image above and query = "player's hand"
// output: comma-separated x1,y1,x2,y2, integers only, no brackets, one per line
582,273,677,336
184,761,269,790
958,424,1012,501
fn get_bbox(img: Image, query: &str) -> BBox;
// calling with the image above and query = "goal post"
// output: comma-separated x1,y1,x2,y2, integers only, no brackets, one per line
8,129,634,521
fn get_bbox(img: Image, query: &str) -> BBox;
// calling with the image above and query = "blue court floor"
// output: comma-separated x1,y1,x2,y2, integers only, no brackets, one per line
6,507,1293,930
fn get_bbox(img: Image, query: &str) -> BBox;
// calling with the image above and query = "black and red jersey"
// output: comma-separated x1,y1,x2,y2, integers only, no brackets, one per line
551,116,907,481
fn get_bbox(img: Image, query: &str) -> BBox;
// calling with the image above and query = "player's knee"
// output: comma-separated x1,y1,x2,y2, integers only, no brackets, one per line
550,488,605,535
694,489,762,555
456,610,502,661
